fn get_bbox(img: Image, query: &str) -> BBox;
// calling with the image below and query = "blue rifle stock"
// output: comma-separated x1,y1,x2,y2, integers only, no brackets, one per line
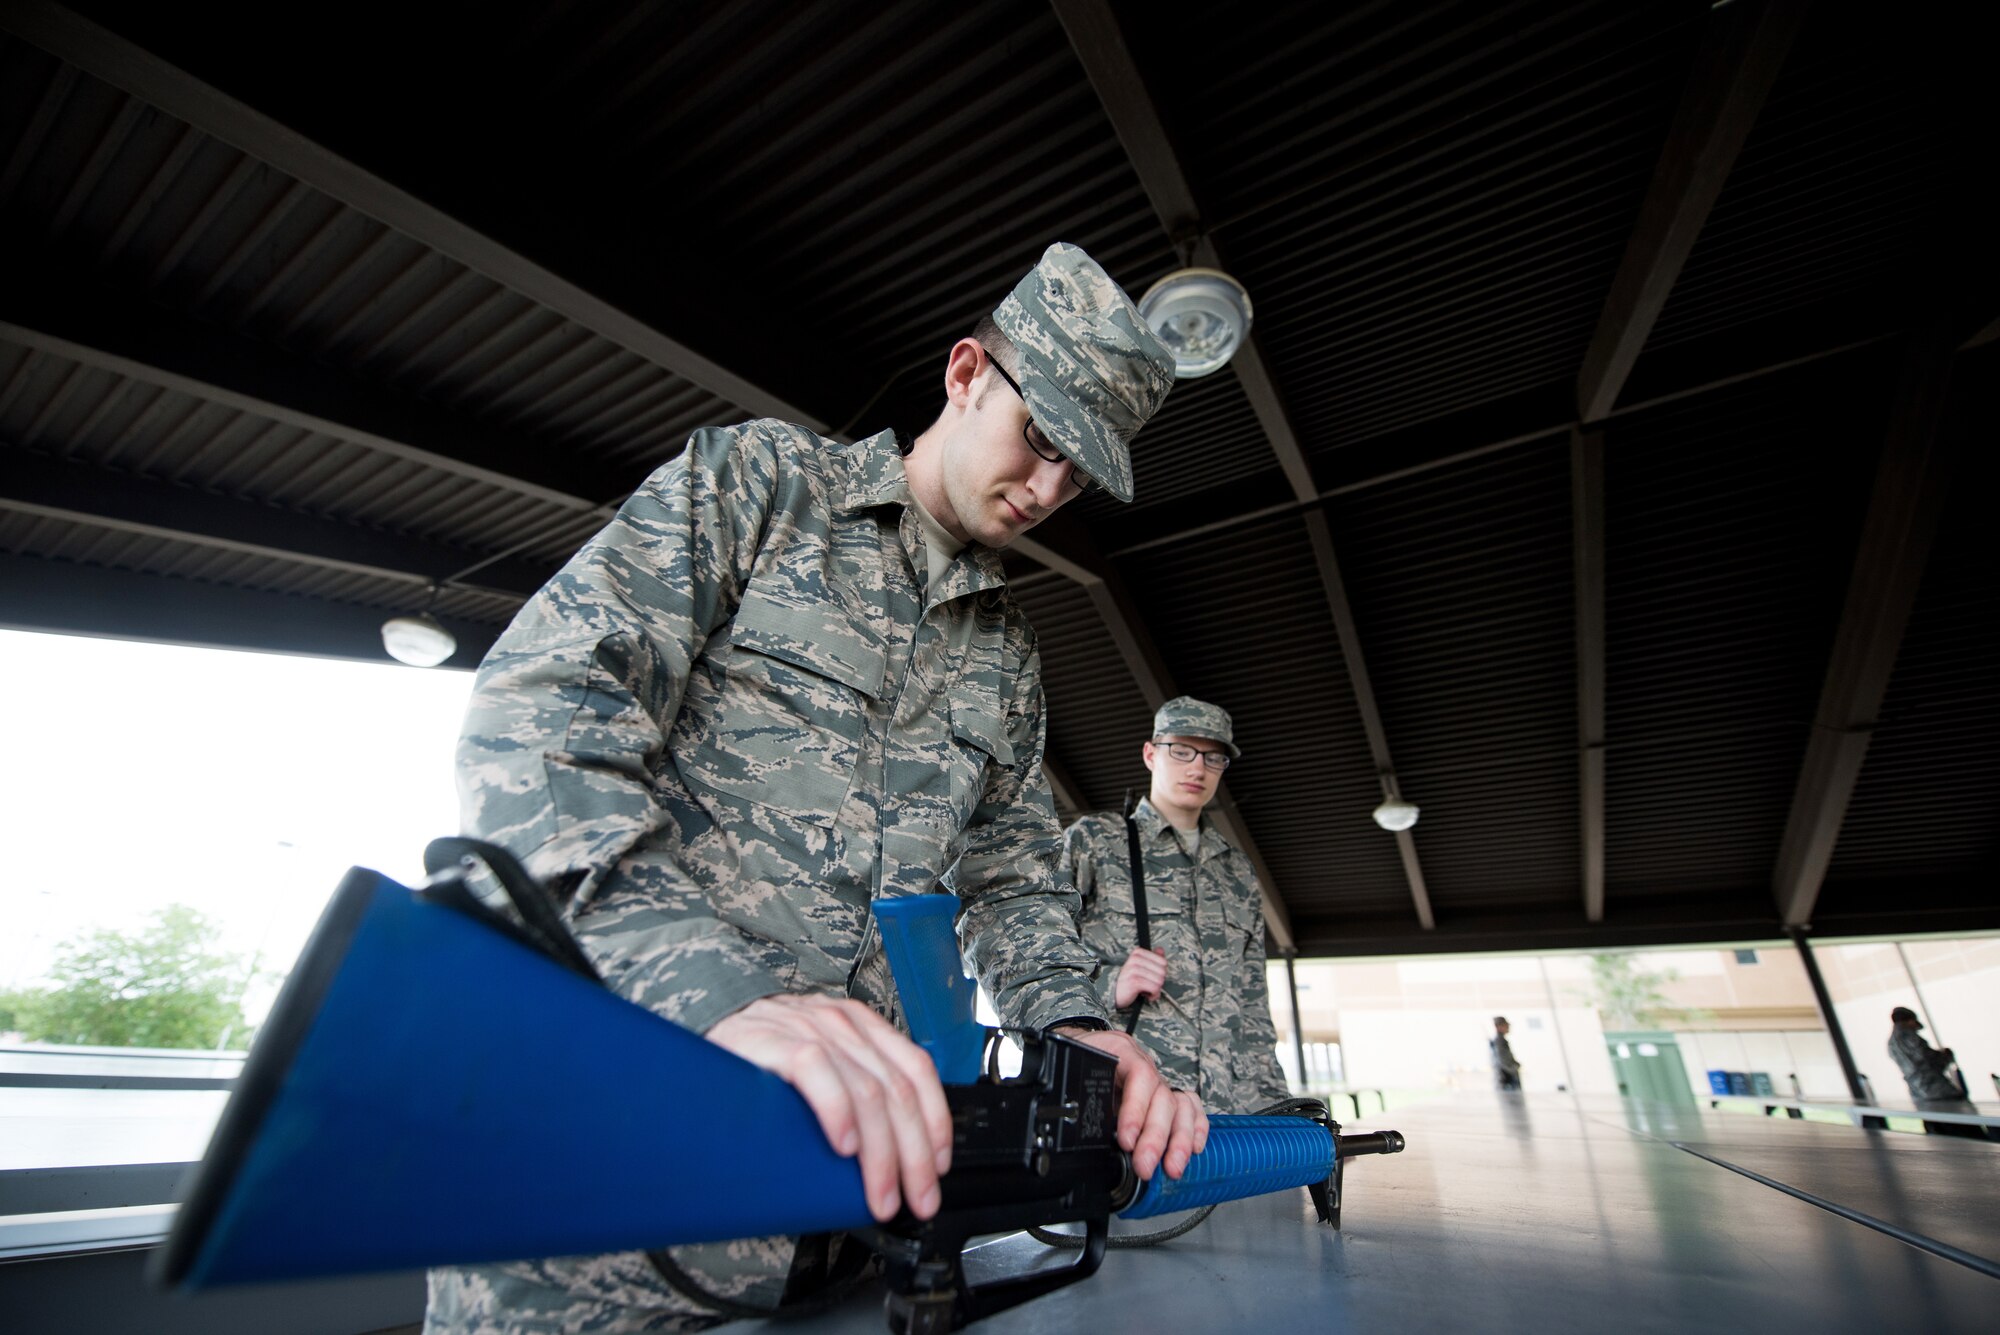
155,853,1403,1332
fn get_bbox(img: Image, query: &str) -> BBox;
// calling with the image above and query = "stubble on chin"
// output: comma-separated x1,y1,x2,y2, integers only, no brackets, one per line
981,498,1033,548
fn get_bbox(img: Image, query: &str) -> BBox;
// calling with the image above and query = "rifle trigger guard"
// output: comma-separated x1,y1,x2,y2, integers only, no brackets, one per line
877,1215,1110,1334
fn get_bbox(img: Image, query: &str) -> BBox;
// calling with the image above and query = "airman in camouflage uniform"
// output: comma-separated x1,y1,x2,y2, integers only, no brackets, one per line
1063,697,1292,1114
429,244,1199,1333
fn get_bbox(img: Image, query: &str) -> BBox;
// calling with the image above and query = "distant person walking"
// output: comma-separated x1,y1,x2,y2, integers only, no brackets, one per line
1888,1006,1985,1140
1491,1016,1522,1091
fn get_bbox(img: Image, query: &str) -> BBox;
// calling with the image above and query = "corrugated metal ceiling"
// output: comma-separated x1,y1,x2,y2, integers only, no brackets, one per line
0,0,1990,953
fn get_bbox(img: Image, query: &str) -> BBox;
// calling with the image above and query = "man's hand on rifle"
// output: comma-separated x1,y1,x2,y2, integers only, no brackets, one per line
1052,1026,1209,1182
1113,946,1167,1009
707,993,953,1224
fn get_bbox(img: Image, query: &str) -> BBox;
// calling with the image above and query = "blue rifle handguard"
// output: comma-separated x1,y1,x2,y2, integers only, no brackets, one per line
1120,1115,1337,1218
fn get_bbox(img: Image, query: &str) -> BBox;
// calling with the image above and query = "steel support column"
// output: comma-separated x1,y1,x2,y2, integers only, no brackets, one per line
1893,943,1947,1051
1773,329,1962,926
1571,427,1607,922
1538,957,1579,1094
1284,954,1308,1095
1787,927,1870,1108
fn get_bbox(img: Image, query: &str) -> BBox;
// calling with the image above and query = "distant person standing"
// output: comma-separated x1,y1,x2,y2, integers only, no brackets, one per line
1888,1006,1984,1139
1491,1016,1522,1091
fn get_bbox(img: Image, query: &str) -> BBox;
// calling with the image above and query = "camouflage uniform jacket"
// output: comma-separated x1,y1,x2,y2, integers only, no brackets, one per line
434,422,1108,1333
1889,1027,1960,1102
1063,799,1290,1112
459,420,1107,1035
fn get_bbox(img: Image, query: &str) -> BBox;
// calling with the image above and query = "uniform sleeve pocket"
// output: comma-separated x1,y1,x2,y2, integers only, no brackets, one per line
950,701,1015,767
942,699,1015,834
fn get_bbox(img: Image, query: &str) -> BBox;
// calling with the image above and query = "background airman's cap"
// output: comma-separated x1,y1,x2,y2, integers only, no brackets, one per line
1890,1006,1919,1023
991,242,1175,503
1152,695,1240,758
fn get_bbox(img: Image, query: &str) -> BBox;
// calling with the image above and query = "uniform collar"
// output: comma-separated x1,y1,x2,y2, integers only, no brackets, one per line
837,429,1009,609
1132,796,1219,856
837,429,913,515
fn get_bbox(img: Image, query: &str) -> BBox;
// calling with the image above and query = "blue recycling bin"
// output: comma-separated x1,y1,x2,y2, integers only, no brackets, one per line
1706,1070,1732,1096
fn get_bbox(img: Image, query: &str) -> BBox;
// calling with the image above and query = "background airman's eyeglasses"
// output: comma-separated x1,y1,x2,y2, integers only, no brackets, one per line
982,352,1094,496
1153,739,1232,771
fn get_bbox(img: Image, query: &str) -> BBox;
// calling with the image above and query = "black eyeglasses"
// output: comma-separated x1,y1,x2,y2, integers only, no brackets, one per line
1153,739,1232,771
983,352,1094,496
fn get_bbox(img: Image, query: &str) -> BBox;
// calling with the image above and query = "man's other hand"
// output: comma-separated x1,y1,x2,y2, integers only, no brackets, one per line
1113,947,1167,1009
1052,1026,1208,1181
707,994,952,1223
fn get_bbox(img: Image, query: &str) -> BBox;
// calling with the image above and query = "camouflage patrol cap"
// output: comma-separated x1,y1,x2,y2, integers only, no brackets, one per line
1152,695,1240,758
991,242,1175,504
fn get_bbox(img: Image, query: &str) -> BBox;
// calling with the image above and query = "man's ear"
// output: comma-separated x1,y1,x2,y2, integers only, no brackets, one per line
943,338,986,408
1140,741,1155,773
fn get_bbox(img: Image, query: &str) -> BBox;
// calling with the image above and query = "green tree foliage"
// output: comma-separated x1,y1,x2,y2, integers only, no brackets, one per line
6,906,252,1049
1588,952,1678,1029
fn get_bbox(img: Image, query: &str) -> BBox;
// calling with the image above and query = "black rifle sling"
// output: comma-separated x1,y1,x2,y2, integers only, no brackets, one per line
1123,796,1148,1035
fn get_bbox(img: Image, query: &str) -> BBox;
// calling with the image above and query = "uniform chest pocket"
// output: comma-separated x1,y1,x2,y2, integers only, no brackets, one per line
1091,843,1190,923
675,586,886,826
1216,858,1263,947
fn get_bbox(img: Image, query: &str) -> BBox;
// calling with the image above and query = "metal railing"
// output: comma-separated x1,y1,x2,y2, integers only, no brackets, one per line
0,1044,243,1092
1294,1084,1386,1121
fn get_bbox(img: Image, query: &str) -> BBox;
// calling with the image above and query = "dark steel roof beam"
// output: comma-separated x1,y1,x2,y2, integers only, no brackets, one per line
4,0,835,429
1041,752,1087,818
1046,0,1199,243
1089,312,1900,570
1575,0,1809,422
0,448,551,601
1571,427,1607,922
0,267,627,516
1302,511,1435,931
1016,517,1295,952
1290,875,2000,959
0,59,77,198
0,551,496,669
1053,0,1432,931
1771,328,1964,927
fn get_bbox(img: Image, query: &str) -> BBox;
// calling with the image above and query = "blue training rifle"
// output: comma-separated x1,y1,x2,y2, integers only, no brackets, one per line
154,840,1404,1332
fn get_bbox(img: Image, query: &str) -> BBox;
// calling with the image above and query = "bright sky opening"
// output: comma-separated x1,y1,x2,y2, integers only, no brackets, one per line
0,627,472,1028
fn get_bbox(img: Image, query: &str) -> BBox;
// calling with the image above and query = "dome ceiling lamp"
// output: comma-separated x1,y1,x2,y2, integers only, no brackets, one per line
381,584,457,668
1138,264,1254,379
1372,775,1420,833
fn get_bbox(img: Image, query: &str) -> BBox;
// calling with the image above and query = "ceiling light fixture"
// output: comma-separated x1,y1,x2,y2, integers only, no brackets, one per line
1138,267,1254,378
1372,795,1420,832
381,586,456,668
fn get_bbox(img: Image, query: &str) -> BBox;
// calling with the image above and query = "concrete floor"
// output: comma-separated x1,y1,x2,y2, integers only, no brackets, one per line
8,1091,1994,1332
748,1092,2000,1334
